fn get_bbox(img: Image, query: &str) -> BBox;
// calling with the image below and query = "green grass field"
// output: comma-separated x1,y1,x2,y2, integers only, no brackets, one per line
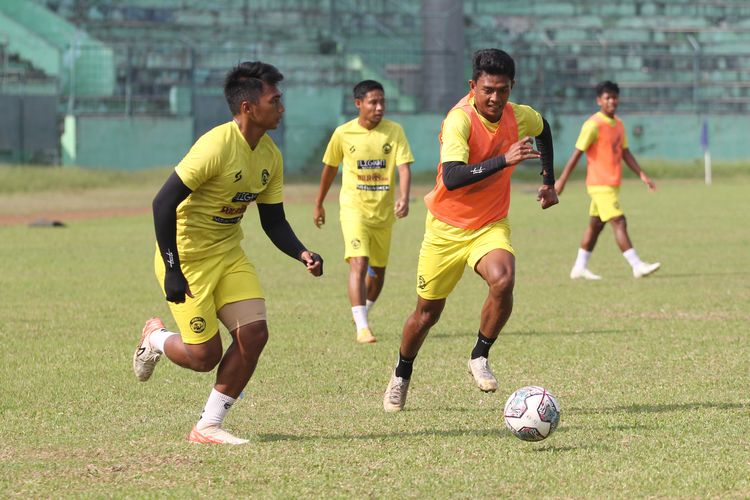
1,172,748,497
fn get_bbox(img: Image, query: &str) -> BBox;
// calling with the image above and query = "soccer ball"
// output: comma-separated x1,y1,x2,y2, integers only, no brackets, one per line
503,386,561,441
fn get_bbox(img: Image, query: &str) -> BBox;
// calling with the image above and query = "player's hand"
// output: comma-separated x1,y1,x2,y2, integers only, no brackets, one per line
313,205,326,228
394,198,409,218
641,172,656,192
554,179,565,195
301,250,324,277
504,136,540,165
164,268,193,303
537,184,559,210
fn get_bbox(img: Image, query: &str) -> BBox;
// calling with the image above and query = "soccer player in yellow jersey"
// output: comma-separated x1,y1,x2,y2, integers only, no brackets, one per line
555,80,660,280
383,49,558,411
132,62,323,445
313,80,414,344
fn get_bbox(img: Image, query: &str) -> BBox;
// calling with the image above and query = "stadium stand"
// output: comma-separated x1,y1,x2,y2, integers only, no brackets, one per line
1,0,749,168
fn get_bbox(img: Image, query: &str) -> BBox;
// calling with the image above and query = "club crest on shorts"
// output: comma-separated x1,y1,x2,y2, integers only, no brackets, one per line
351,238,361,249
417,275,426,289
190,317,206,333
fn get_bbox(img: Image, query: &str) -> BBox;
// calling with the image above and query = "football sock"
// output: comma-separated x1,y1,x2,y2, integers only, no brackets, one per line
574,248,592,270
352,305,369,330
622,248,643,269
366,299,375,312
196,389,236,430
471,331,496,359
395,352,416,380
149,328,176,354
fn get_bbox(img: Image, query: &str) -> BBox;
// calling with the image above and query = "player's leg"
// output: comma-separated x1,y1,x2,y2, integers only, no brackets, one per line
570,187,607,279
384,215,464,411
466,219,515,392
342,219,376,343
610,215,661,278
188,250,267,445
135,252,224,381
364,223,392,313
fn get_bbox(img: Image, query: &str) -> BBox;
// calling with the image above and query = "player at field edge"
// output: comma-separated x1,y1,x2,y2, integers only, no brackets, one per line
313,80,414,344
555,80,660,280
133,61,323,445
383,48,558,411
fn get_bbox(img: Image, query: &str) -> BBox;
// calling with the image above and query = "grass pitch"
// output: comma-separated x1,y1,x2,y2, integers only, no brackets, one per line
1,174,748,497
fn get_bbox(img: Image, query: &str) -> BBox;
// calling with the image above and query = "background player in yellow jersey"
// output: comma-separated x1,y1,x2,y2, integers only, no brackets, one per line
555,80,660,280
383,49,558,411
132,62,323,445
313,80,414,344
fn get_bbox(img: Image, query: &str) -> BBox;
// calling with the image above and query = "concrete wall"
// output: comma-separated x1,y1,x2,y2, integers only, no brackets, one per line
61,115,193,169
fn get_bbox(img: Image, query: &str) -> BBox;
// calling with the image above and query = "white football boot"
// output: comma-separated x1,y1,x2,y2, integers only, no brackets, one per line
187,425,249,445
383,370,410,412
468,356,498,392
569,267,602,280
133,317,165,382
633,261,661,278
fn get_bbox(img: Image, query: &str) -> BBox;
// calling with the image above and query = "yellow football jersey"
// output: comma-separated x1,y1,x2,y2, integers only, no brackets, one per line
174,121,283,261
322,118,414,225
575,111,629,152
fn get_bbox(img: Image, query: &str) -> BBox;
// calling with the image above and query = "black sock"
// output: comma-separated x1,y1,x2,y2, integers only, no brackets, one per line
395,352,416,379
471,331,495,359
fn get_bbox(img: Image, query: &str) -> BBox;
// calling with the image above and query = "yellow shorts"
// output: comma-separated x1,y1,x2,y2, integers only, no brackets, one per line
154,245,264,344
340,218,393,267
587,185,623,222
416,213,514,300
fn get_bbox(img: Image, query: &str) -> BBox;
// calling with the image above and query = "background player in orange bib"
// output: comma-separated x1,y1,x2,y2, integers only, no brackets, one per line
313,80,414,344
383,48,558,411
555,80,660,280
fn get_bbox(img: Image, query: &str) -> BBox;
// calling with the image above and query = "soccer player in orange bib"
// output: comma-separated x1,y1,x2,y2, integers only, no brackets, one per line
133,62,323,444
555,80,660,280
314,80,414,344
383,49,558,411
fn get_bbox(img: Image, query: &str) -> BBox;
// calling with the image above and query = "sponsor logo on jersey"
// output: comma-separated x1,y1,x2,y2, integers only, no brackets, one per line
232,192,259,202
190,317,206,333
357,184,389,191
349,145,356,153
220,206,247,216
261,169,270,185
233,170,242,182
357,173,388,182
212,215,243,224
357,159,386,169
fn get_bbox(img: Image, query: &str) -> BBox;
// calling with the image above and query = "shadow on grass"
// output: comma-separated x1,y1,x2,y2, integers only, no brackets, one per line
431,328,634,339
569,401,748,415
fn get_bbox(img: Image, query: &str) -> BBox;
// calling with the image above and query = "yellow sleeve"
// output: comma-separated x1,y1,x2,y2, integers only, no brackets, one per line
321,128,343,167
513,104,543,138
395,125,415,165
175,135,224,190
575,119,599,152
622,124,629,149
256,148,284,204
440,108,471,163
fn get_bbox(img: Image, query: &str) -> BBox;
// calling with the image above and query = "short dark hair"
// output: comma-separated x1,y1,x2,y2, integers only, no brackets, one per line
353,80,384,100
596,80,620,97
224,61,284,115
472,48,515,81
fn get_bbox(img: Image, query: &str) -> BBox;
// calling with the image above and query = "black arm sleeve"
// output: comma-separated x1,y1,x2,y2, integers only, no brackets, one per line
442,156,508,191
257,202,307,262
153,171,192,271
536,118,555,186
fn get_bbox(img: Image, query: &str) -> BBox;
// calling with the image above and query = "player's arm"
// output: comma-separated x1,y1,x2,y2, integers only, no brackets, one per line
313,164,338,228
623,149,656,191
258,202,323,276
534,118,558,209
555,149,584,196
152,171,193,303
394,163,412,218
